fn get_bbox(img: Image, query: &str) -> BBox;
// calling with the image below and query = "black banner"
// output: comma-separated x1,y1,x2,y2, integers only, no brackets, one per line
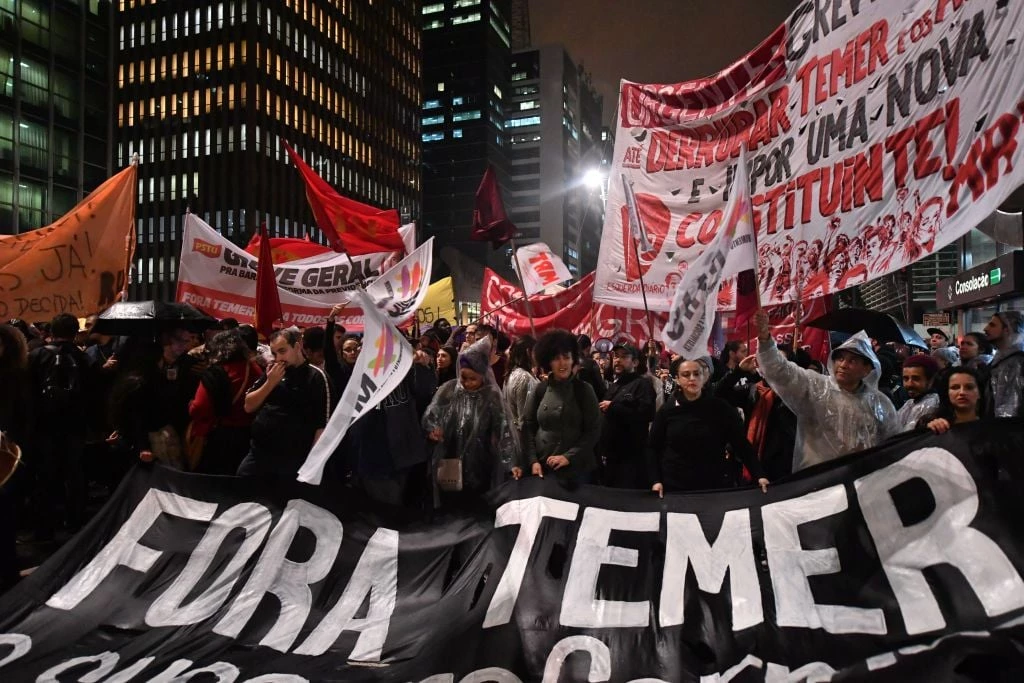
4,423,1024,681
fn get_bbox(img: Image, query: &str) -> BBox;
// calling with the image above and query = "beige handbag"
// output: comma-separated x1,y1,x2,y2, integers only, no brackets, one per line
436,458,463,492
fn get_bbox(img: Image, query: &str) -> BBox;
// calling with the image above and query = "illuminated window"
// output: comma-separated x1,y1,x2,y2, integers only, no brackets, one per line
519,100,539,110
507,115,540,128
422,3,444,14
423,99,442,109
424,19,443,29
493,85,502,99
451,12,480,25
422,115,444,126
422,132,444,142
452,128,463,139
453,0,479,6
452,96,463,106
452,110,480,122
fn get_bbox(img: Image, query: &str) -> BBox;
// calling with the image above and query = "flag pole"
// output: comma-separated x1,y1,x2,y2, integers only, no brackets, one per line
509,237,538,338
629,237,657,343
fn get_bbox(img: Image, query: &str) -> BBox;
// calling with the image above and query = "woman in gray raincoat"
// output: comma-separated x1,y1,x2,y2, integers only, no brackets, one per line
755,312,898,471
422,336,520,508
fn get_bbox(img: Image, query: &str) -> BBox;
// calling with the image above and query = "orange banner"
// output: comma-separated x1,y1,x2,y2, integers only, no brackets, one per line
0,165,137,321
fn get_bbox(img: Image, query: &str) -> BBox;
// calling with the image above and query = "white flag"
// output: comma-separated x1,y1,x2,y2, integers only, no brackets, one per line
621,174,653,252
297,288,413,485
365,237,434,325
513,241,574,296
662,152,757,359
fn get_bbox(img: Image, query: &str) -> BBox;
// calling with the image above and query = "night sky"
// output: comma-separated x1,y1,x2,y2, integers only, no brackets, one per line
529,0,802,124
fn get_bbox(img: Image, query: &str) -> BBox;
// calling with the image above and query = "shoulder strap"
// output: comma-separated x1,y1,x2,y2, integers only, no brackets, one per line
309,364,331,425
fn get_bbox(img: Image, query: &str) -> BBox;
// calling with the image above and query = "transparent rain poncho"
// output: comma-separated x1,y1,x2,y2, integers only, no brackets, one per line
990,338,1024,419
421,337,519,495
757,330,898,471
895,392,941,432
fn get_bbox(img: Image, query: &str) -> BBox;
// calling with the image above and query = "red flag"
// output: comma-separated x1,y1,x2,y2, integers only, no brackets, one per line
244,233,332,264
254,223,283,338
282,141,405,256
471,165,516,249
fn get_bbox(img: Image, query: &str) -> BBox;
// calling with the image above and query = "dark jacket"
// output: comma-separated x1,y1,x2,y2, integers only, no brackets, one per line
647,391,765,492
28,341,93,435
576,356,606,401
521,376,600,480
599,370,656,465
715,368,796,480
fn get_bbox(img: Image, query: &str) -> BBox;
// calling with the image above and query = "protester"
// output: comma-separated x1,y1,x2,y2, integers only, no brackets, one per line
187,330,264,474
433,318,452,344
924,367,986,434
301,326,327,369
437,345,458,386
347,361,436,506
27,314,91,542
0,324,31,590
422,337,518,508
755,311,898,471
895,355,941,431
474,323,507,388
648,357,768,496
237,327,332,478
598,342,656,488
928,328,950,350
324,330,360,398
719,341,748,376
931,346,959,370
575,335,607,401
984,311,1024,418
959,331,994,369
521,330,600,484
715,352,798,480
503,336,538,439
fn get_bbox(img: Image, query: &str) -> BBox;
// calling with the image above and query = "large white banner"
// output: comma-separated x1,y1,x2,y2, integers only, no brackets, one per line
513,241,574,296
663,152,756,358
297,288,414,485
365,238,434,326
176,215,413,330
595,0,1024,311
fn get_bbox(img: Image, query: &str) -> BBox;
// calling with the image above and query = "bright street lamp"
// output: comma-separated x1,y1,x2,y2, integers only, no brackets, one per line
582,168,605,190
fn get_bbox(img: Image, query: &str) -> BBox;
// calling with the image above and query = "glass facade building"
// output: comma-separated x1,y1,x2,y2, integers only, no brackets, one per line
117,0,421,300
0,0,112,234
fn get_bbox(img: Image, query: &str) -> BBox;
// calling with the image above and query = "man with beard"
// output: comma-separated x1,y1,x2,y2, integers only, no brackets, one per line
597,342,656,488
984,311,1024,418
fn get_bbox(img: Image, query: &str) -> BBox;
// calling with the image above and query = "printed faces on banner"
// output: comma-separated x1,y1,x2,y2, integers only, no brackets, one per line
594,1,1024,312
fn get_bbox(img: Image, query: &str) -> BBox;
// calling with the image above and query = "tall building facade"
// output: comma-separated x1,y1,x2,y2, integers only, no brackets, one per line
117,0,421,300
420,0,512,279
0,0,112,234
506,45,603,276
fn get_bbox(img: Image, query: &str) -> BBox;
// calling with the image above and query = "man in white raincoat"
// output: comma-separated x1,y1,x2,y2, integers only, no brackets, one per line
754,311,898,471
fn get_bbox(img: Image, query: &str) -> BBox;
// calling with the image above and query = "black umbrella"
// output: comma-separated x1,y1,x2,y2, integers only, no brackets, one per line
804,308,927,348
92,301,218,336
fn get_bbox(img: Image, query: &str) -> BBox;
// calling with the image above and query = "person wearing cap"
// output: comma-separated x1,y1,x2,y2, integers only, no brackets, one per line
754,311,897,471
597,341,657,488
927,328,950,351
895,355,941,432
984,311,1024,418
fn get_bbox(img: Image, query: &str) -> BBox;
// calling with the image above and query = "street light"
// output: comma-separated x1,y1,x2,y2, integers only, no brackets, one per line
575,167,607,275
582,167,604,190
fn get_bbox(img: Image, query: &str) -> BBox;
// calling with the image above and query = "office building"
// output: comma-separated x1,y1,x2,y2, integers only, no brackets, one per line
505,44,603,276
0,0,112,233
117,0,421,300
421,0,512,280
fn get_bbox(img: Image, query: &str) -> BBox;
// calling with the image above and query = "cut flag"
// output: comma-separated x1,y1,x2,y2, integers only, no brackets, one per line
244,233,332,264
283,141,405,256
662,151,758,359
471,165,516,248
254,222,283,338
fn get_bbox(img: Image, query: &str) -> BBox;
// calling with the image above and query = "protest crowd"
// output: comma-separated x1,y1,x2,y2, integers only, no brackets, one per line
2,304,1022,594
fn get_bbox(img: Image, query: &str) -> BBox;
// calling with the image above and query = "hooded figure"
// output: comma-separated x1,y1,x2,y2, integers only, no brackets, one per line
986,311,1024,418
757,330,898,471
422,336,519,506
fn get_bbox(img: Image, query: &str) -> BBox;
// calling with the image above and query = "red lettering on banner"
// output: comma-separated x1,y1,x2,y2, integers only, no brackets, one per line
795,20,890,116
527,252,560,286
621,195,671,281
675,214,699,249
885,101,960,189
947,104,1024,216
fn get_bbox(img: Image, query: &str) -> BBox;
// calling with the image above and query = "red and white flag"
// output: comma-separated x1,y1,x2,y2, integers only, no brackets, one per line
513,242,574,296
662,152,757,359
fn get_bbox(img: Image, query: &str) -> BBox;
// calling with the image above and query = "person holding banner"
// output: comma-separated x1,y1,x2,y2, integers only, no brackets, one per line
924,367,987,434
422,337,518,508
237,328,332,479
520,330,600,484
755,311,897,471
648,357,768,496
598,342,656,488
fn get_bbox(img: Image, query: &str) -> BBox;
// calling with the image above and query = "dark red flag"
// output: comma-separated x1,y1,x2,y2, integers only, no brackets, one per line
254,222,283,338
282,141,405,256
471,165,516,249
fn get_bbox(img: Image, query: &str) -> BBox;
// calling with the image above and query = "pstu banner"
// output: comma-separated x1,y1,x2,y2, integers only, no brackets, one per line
595,0,1024,311
5,423,1024,681
175,214,409,330
0,165,136,320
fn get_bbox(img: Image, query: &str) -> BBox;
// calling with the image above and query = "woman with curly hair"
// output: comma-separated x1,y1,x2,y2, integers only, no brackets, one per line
520,329,600,484
187,330,264,473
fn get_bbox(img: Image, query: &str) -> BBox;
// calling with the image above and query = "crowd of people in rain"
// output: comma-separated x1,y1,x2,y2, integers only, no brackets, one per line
1,306,1024,592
